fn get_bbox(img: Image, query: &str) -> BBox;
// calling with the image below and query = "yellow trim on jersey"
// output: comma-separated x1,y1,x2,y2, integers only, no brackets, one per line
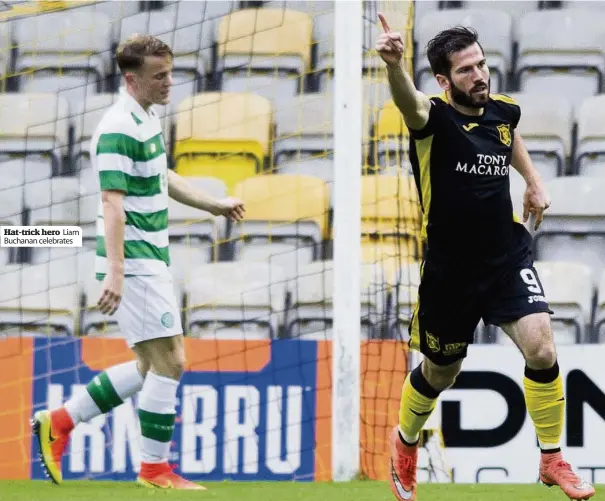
491,93,518,106
409,260,426,351
427,92,448,103
415,135,434,241
429,92,518,106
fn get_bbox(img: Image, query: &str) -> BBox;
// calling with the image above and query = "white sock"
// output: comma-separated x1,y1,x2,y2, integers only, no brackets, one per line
539,441,561,451
138,371,179,464
65,360,144,425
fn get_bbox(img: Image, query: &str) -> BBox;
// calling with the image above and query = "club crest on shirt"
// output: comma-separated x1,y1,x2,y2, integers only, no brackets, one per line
161,312,174,328
497,123,511,146
425,332,440,353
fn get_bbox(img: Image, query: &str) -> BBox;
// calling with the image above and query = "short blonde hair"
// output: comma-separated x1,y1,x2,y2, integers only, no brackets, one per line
116,34,173,73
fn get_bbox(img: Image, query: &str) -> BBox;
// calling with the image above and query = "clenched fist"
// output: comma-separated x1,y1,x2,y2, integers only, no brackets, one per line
375,12,404,67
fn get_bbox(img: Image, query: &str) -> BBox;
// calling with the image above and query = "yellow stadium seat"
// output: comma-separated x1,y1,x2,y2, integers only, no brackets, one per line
376,100,409,140
232,174,330,260
360,174,422,259
217,8,313,108
374,99,411,171
361,174,420,230
218,8,313,68
174,92,273,193
361,240,418,271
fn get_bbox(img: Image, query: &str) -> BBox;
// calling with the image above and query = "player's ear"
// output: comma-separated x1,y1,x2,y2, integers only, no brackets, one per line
435,74,450,91
123,70,136,87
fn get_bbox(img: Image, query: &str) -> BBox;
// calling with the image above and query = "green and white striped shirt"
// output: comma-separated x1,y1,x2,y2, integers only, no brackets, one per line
90,88,170,279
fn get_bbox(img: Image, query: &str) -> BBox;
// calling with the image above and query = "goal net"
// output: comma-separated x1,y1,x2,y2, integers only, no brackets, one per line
0,0,449,484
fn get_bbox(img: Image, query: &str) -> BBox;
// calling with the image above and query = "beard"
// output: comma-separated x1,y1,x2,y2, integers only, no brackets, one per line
450,78,490,108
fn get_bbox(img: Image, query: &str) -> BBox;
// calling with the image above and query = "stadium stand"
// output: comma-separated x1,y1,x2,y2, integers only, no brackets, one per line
184,261,286,339
14,10,112,107
232,174,329,265
216,8,314,108
373,99,411,173
273,93,333,168
360,174,421,262
117,2,237,113
574,94,605,176
534,177,605,289
173,91,273,192
0,93,70,174
509,92,573,179
285,260,386,340
167,175,228,266
516,9,605,109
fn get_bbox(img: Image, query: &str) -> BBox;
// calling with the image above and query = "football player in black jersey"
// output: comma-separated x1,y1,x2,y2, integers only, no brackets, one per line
376,13,595,501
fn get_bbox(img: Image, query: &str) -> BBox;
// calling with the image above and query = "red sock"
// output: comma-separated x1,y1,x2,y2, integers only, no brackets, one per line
51,407,75,436
140,461,170,477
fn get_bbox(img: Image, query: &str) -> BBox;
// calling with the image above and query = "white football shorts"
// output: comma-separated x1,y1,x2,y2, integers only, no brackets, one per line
113,274,183,347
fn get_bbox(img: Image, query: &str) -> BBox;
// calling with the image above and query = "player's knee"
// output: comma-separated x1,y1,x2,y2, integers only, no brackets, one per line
524,342,556,369
147,349,185,381
422,358,463,392
169,354,186,380
521,316,556,369
136,358,150,378
156,352,185,380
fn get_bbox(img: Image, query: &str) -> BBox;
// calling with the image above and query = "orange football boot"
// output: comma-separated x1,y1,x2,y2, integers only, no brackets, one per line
137,462,206,490
388,427,418,501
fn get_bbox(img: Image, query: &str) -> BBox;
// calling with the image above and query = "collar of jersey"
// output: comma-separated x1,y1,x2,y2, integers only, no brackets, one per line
438,91,487,120
118,87,154,122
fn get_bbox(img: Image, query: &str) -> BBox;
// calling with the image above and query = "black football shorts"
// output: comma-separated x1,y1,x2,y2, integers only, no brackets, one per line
408,251,553,366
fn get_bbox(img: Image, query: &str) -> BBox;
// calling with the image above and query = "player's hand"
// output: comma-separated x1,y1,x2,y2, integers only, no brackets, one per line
98,271,124,315
523,181,551,231
212,197,245,222
375,12,404,68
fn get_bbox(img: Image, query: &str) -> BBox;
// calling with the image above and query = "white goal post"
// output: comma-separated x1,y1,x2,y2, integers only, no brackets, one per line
332,0,363,482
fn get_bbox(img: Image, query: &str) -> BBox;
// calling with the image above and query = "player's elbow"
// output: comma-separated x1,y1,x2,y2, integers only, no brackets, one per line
399,94,430,131
403,108,429,132
101,190,125,218
101,189,125,203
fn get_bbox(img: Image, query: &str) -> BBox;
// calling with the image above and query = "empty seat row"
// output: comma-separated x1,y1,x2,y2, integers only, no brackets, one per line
0,2,410,110
7,89,605,193
4,170,605,296
6,2,605,109
1,258,603,344
0,172,422,268
0,172,96,227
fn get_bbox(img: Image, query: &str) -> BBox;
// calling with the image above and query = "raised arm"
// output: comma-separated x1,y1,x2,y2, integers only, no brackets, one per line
376,12,431,131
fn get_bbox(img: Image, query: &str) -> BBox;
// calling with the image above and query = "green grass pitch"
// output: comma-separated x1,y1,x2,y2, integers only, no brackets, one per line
1,480,599,501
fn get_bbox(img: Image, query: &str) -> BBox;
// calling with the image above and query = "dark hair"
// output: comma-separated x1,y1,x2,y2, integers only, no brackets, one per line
116,34,173,73
426,26,483,77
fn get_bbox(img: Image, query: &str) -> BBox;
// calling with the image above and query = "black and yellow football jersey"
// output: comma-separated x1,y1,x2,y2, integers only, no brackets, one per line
408,92,526,265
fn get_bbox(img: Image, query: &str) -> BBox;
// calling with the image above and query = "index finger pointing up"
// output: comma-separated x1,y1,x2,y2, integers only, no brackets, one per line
378,12,391,33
